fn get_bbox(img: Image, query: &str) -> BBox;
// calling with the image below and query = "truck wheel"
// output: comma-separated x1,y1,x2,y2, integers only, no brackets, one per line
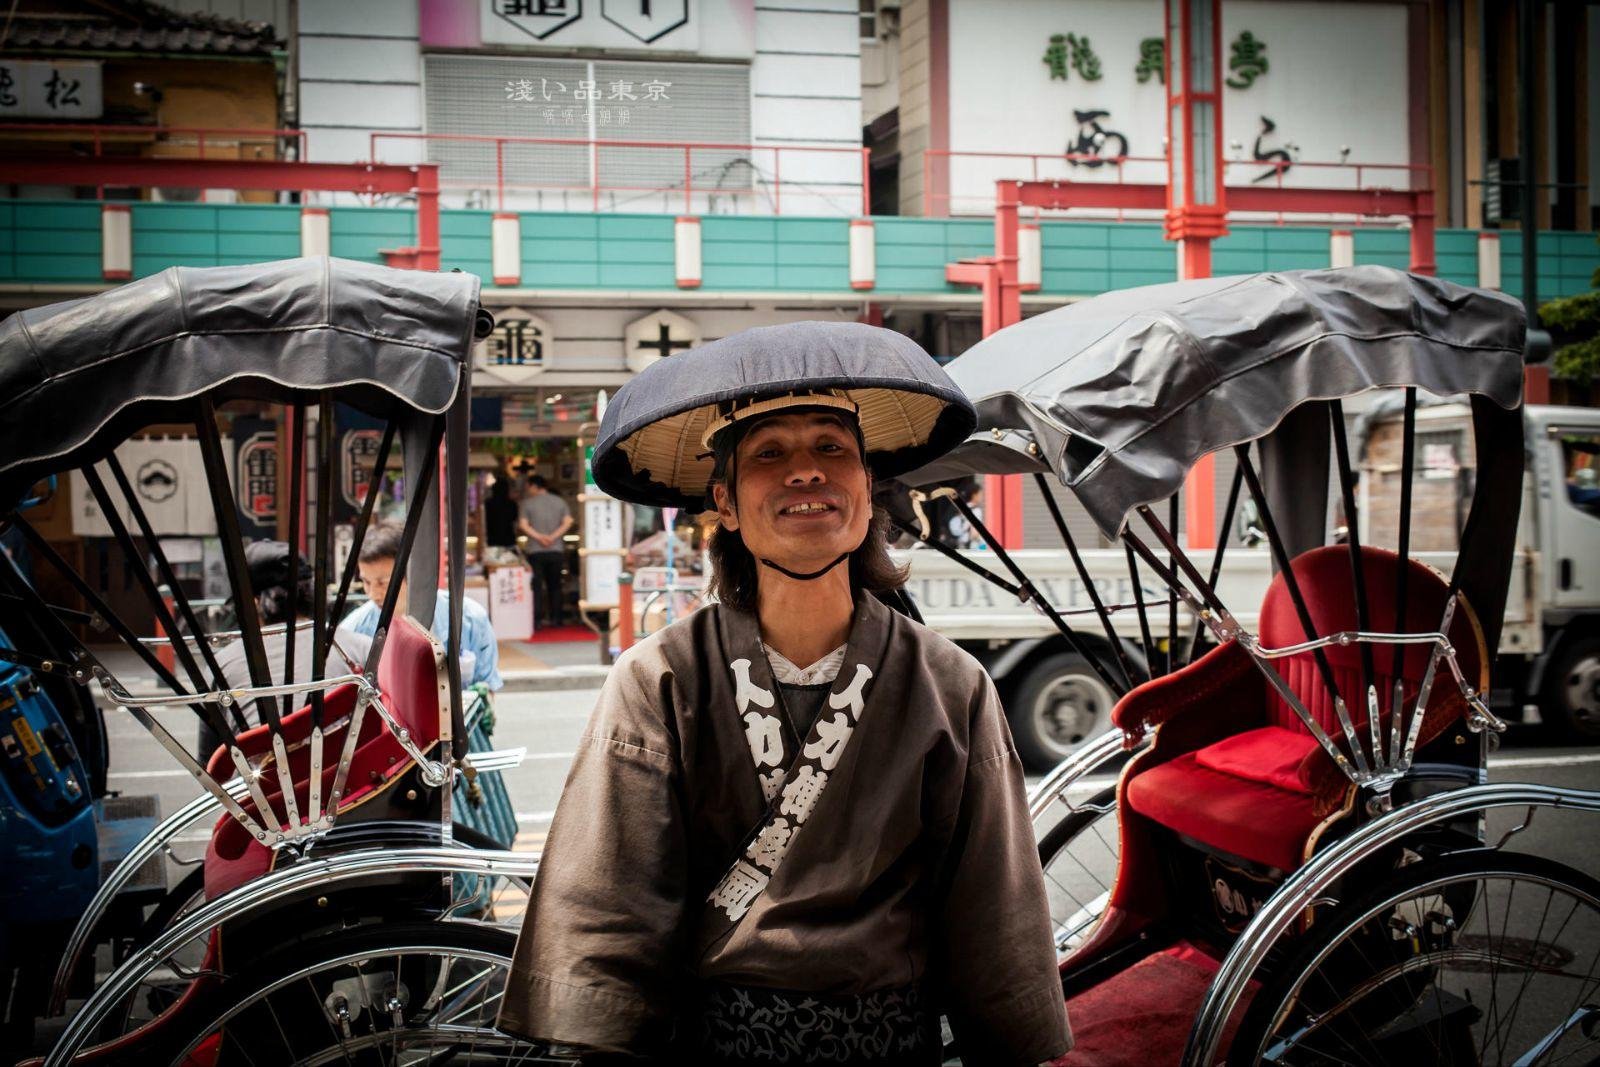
1542,632,1600,743
1009,653,1118,773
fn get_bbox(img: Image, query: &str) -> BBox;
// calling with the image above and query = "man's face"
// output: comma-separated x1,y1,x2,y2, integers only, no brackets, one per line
713,413,871,574
358,555,406,609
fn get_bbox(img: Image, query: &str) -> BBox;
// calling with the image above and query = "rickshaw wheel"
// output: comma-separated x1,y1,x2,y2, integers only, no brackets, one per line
1037,785,1120,962
1227,850,1600,1066
168,920,572,1066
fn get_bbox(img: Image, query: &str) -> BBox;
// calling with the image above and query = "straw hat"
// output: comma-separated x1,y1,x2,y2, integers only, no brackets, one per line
592,321,976,510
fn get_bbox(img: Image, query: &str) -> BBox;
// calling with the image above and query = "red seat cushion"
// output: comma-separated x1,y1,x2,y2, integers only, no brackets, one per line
1192,725,1320,796
1125,750,1331,872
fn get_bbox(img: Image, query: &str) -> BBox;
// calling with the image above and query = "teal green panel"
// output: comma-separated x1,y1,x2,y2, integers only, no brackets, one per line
443,235,493,258
1436,230,1480,255
213,205,300,233
329,236,387,263
703,217,776,242
1436,253,1477,287
945,237,992,258
133,231,217,256
1041,268,1110,293
134,255,221,277
218,232,300,257
20,229,101,255
776,242,848,267
944,220,992,239
1261,250,1329,271
16,255,101,281
524,237,600,262
703,241,776,266
522,262,600,286
1214,229,1267,252
874,266,947,291
14,203,102,230
442,211,493,237
776,265,847,290
1109,268,1177,287
330,209,415,237
704,263,778,288
1042,247,1111,271
1044,224,1112,249
1263,228,1330,253
601,239,675,264
598,262,674,287
1353,230,1410,253
523,214,598,239
597,215,674,241
130,204,216,232
1105,249,1173,271
873,219,945,246
773,218,844,244
1212,250,1266,273
1107,226,1169,250
877,242,946,268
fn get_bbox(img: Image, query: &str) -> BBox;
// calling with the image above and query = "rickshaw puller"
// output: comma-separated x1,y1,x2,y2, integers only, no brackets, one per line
498,322,1071,1064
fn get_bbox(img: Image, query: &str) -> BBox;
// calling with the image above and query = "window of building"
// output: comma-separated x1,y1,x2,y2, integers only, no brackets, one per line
422,54,751,212
860,0,877,41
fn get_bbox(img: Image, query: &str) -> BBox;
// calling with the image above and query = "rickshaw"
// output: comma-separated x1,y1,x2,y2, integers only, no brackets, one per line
0,258,550,1064
886,265,1600,1064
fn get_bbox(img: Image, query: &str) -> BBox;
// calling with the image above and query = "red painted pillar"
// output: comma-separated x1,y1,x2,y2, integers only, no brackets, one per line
415,164,441,271
1408,188,1437,275
1165,0,1227,544
995,181,1023,328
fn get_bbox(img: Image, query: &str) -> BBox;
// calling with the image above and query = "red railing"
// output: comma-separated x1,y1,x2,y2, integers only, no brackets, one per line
0,123,310,200
371,132,871,216
924,149,1431,222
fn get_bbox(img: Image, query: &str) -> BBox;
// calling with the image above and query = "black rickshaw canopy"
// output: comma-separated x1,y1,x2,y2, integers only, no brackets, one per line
0,256,484,509
910,265,1525,539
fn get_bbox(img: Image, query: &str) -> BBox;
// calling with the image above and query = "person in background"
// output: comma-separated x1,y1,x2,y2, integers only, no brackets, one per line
198,540,347,759
336,522,503,691
517,474,573,629
484,475,520,550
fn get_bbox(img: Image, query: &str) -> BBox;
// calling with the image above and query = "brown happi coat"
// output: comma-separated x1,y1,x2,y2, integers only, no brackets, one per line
498,593,1070,1063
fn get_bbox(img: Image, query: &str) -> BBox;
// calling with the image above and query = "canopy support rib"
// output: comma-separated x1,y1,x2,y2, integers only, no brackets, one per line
1032,472,1136,690
1166,495,1180,675
282,403,305,722
1330,399,1380,766
310,397,334,728
947,493,1127,696
1235,445,1370,775
329,421,397,629
1389,388,1418,761
1123,543,1156,680
363,415,446,677
195,398,282,732
1188,461,1245,666
102,454,232,698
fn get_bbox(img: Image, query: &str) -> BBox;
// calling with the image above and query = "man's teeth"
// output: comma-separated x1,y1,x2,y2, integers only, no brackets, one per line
783,502,833,514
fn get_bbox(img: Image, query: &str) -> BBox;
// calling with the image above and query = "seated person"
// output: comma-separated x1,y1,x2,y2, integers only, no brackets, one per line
336,522,503,692
199,540,348,759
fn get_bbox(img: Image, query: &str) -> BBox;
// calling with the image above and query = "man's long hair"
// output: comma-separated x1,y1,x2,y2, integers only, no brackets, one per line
704,494,907,612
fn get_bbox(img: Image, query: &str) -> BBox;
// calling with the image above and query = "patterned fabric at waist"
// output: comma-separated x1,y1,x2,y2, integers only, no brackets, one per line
695,980,941,1065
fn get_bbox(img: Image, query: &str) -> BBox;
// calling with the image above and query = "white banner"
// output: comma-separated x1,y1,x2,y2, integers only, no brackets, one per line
488,565,534,641
71,439,226,537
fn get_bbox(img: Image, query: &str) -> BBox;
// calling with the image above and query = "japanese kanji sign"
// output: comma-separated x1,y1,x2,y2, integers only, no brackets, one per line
0,59,102,119
473,308,556,386
623,309,699,373
482,0,701,52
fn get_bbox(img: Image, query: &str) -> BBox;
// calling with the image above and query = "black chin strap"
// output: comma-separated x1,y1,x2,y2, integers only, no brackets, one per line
760,552,849,582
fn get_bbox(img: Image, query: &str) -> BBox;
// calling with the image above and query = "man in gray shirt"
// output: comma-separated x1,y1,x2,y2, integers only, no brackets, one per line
518,475,573,628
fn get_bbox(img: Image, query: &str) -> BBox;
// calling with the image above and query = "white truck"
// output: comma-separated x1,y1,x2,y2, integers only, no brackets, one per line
899,404,1600,772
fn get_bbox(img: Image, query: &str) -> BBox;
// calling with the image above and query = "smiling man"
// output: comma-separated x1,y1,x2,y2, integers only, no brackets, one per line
499,321,1071,1065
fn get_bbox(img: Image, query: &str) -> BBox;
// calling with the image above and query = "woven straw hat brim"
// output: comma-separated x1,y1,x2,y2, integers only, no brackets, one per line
618,386,950,507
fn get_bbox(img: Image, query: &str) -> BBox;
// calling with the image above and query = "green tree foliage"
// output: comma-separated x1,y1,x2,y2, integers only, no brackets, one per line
1539,236,1600,381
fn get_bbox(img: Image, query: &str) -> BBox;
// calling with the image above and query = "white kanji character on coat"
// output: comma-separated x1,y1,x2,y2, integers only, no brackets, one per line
759,768,785,802
743,711,784,769
802,712,854,771
827,663,873,720
779,765,827,822
748,817,794,869
710,859,768,921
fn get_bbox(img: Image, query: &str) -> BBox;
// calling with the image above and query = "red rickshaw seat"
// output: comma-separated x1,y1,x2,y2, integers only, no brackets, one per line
1122,547,1482,871
203,615,447,900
